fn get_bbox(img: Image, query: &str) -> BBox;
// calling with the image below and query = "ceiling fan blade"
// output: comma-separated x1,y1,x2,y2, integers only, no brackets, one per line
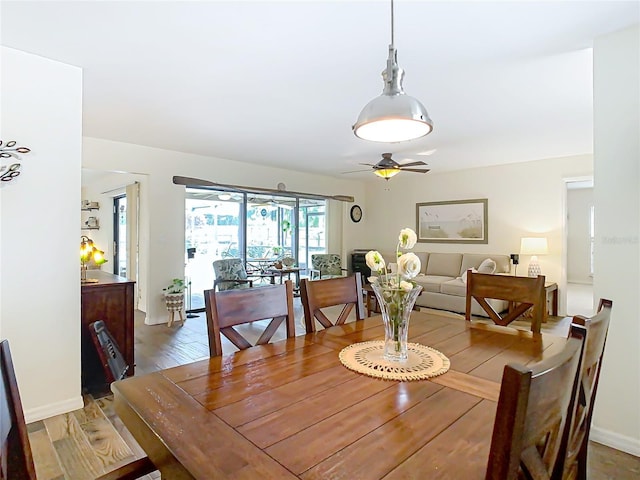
399,168,431,173
173,176,354,202
358,163,377,167
341,168,373,174
398,160,427,168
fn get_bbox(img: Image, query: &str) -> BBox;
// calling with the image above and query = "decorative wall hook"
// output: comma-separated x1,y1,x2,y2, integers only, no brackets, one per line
0,140,31,183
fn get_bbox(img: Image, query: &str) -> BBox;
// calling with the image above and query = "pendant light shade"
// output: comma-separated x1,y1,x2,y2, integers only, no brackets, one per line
353,1,433,143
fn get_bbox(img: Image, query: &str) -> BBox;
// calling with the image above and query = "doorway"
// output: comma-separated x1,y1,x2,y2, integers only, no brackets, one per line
565,179,594,316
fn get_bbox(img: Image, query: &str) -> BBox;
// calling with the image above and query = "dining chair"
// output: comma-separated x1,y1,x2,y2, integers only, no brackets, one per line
89,320,129,384
0,339,156,480
300,273,365,333
212,258,255,291
554,298,613,480
204,280,296,357
309,253,348,280
485,323,587,480
466,271,546,334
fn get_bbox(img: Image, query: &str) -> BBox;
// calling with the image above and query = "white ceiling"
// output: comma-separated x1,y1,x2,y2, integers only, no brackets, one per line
2,1,639,180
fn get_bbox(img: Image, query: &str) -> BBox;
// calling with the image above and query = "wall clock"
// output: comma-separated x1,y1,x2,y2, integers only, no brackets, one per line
350,204,362,223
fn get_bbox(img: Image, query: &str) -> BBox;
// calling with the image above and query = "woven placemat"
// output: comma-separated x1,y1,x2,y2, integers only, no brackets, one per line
338,341,450,381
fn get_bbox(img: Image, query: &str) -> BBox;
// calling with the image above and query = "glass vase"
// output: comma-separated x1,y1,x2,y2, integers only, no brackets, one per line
371,282,423,362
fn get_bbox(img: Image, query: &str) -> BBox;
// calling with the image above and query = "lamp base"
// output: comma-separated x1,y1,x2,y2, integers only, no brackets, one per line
527,257,542,277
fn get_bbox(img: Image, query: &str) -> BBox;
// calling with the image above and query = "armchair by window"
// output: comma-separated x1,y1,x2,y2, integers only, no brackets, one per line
212,258,254,291
309,254,348,280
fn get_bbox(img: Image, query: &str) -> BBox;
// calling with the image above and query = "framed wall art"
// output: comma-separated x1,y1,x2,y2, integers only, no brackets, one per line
415,198,488,244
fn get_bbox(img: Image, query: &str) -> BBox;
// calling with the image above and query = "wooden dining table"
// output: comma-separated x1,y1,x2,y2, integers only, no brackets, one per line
111,311,568,479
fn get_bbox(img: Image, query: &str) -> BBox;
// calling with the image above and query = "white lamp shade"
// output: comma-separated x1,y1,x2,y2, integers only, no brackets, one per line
520,237,548,256
353,94,433,143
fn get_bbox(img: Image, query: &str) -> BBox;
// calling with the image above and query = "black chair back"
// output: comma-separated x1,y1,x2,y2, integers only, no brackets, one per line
90,320,129,383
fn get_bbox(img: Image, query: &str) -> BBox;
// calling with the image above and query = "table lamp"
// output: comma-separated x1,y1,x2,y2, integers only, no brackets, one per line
80,235,107,283
520,237,548,277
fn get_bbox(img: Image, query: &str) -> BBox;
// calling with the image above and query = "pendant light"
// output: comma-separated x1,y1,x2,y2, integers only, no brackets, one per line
353,0,433,143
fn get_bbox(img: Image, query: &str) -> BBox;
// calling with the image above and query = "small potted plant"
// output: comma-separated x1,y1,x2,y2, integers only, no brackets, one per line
163,278,186,326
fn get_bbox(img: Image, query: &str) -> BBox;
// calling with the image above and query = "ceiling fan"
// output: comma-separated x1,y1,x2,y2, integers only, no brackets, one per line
342,152,430,180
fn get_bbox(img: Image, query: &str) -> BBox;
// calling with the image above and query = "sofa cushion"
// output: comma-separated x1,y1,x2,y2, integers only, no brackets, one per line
478,258,497,274
426,253,462,277
414,274,456,293
460,254,510,276
440,278,467,297
460,268,477,284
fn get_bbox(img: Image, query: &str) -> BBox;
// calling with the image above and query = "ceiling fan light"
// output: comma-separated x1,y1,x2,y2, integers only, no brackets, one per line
374,168,401,179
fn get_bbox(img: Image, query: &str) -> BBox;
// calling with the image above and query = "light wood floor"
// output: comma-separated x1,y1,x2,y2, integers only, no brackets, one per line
28,298,639,479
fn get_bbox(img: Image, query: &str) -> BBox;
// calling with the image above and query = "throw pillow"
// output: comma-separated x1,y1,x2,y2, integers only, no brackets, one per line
477,258,497,274
460,268,478,284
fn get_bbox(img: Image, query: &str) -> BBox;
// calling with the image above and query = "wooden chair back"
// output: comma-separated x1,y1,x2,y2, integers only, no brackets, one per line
556,298,613,480
204,281,296,356
466,271,546,333
89,321,129,384
0,339,36,480
486,324,587,480
300,273,365,333
0,339,156,480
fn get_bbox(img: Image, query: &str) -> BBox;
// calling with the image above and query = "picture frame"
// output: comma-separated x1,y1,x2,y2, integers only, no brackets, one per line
416,198,488,244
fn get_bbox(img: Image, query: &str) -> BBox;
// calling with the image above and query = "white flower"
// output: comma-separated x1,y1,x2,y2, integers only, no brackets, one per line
367,276,379,284
398,228,417,250
397,253,421,279
399,280,414,292
365,250,386,273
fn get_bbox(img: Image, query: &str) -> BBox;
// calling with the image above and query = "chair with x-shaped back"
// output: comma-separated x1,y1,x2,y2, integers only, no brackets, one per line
0,339,156,480
300,273,365,333
485,323,587,480
204,280,296,356
553,298,613,480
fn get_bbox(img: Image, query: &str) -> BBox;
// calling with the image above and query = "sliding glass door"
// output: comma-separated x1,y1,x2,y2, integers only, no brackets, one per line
185,189,243,310
246,194,296,266
298,199,326,271
185,188,326,309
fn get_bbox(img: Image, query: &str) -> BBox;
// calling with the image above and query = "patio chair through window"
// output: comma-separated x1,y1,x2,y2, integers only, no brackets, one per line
212,258,254,291
309,254,348,280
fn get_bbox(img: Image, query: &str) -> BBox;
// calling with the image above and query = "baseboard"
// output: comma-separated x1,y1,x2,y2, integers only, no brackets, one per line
590,425,640,457
24,395,84,424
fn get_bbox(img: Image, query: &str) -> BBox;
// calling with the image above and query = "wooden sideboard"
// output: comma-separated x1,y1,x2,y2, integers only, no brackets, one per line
81,271,135,393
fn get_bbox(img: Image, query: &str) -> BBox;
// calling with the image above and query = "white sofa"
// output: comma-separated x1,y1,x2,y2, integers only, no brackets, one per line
379,252,511,317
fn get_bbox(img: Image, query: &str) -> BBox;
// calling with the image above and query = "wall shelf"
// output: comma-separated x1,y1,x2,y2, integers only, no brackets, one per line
82,201,100,229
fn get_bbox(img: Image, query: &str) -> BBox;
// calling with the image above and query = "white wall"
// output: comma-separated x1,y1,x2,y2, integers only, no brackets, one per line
0,47,84,421
82,137,366,324
358,154,593,315
592,25,640,455
566,187,594,284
